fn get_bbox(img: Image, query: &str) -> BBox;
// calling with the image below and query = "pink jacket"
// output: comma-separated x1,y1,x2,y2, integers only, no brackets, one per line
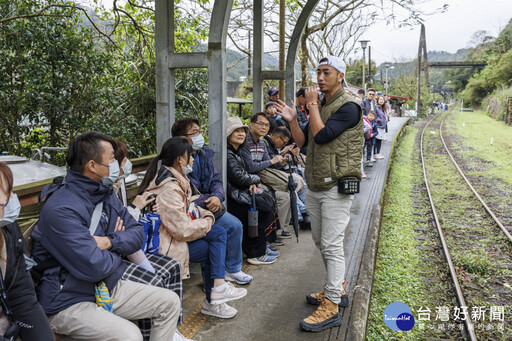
144,166,214,279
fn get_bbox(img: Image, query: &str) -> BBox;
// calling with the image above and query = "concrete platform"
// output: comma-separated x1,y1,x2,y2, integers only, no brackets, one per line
181,117,411,341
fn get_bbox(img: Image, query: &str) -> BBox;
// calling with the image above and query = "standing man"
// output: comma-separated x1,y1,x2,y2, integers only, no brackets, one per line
268,86,279,102
356,89,365,102
276,56,363,332
361,88,376,116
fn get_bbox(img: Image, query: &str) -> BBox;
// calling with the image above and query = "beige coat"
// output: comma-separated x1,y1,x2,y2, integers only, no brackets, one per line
145,166,214,278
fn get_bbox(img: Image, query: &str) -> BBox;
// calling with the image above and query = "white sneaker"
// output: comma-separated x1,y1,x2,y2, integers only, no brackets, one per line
200,299,237,318
370,157,376,162
225,271,253,285
210,282,247,305
174,328,194,341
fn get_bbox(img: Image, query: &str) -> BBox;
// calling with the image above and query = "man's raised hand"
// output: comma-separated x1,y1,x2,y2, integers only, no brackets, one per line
275,99,297,122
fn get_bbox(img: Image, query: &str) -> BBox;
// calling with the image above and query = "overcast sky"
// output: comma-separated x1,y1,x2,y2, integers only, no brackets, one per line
360,0,512,64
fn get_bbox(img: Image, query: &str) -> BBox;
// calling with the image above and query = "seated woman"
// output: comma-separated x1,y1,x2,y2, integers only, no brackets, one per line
226,117,279,265
138,137,247,319
0,162,54,340
112,140,186,341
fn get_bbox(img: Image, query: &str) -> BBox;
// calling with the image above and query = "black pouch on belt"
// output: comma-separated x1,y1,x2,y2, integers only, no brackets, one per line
337,177,360,194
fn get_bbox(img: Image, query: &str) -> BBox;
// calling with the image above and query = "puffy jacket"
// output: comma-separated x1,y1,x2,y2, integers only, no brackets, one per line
144,166,214,279
188,146,225,209
32,170,144,316
375,105,387,129
227,143,261,206
2,222,54,340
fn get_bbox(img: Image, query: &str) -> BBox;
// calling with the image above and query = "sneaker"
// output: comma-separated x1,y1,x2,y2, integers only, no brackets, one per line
306,283,349,308
266,247,280,257
225,271,253,285
174,328,194,341
370,157,376,162
377,154,385,159
361,172,367,179
247,254,277,265
280,230,292,239
210,282,247,305
267,242,277,251
300,214,311,230
273,238,285,246
366,161,373,167
200,299,237,319
300,297,341,332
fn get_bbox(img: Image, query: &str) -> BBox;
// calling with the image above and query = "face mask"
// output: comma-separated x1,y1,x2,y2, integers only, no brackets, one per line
191,134,205,151
180,158,193,175
121,159,132,176
0,194,21,227
100,160,120,186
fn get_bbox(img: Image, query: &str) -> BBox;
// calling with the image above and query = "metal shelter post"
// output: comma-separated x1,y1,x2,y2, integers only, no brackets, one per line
155,0,174,153
253,0,264,114
208,0,233,184
284,0,320,104
155,0,232,182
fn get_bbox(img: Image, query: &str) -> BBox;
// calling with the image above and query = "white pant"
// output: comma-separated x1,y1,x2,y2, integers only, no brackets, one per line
49,279,180,341
306,186,353,304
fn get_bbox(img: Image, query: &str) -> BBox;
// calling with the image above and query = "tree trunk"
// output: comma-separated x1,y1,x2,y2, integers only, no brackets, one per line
300,27,310,87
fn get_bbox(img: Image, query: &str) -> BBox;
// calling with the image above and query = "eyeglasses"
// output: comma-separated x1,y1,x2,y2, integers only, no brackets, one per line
368,93,376,96
279,136,289,144
254,122,270,128
186,130,203,137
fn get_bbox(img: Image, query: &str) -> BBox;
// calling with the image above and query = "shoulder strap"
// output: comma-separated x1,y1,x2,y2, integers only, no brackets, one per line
89,202,104,236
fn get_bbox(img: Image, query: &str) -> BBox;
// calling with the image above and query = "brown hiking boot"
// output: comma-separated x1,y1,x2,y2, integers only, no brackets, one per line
306,281,349,307
305,289,325,305
300,297,341,332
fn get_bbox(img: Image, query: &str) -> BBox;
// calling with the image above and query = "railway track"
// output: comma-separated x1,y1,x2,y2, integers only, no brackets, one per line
439,113,512,244
420,111,512,340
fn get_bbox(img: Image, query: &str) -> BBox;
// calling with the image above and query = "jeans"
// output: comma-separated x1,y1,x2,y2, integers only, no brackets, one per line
215,211,244,273
364,140,373,162
188,224,227,302
297,168,308,220
306,186,353,304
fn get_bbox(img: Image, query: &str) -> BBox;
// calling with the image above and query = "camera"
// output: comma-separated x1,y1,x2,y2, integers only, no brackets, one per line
142,194,157,214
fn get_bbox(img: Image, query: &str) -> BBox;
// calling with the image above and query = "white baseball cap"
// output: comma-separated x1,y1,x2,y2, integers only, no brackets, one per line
318,55,346,74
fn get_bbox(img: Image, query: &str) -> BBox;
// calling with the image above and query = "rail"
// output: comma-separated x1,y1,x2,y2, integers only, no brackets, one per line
420,113,478,341
439,113,512,243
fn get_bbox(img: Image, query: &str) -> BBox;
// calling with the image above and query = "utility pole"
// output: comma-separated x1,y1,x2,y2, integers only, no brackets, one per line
385,63,389,95
417,24,427,115
279,0,285,99
368,46,371,86
248,30,251,76
359,40,369,93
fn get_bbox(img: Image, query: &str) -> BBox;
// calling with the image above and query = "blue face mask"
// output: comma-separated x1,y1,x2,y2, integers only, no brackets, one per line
99,160,120,186
0,194,21,227
121,159,132,176
191,134,205,151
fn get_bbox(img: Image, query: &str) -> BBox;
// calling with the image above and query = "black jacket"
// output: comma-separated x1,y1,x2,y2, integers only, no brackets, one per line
2,222,54,340
227,143,261,206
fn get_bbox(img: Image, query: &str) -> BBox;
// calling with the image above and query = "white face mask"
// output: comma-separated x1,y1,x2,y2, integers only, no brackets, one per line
121,159,132,176
191,134,205,151
0,194,21,227
101,160,120,186
180,157,193,175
